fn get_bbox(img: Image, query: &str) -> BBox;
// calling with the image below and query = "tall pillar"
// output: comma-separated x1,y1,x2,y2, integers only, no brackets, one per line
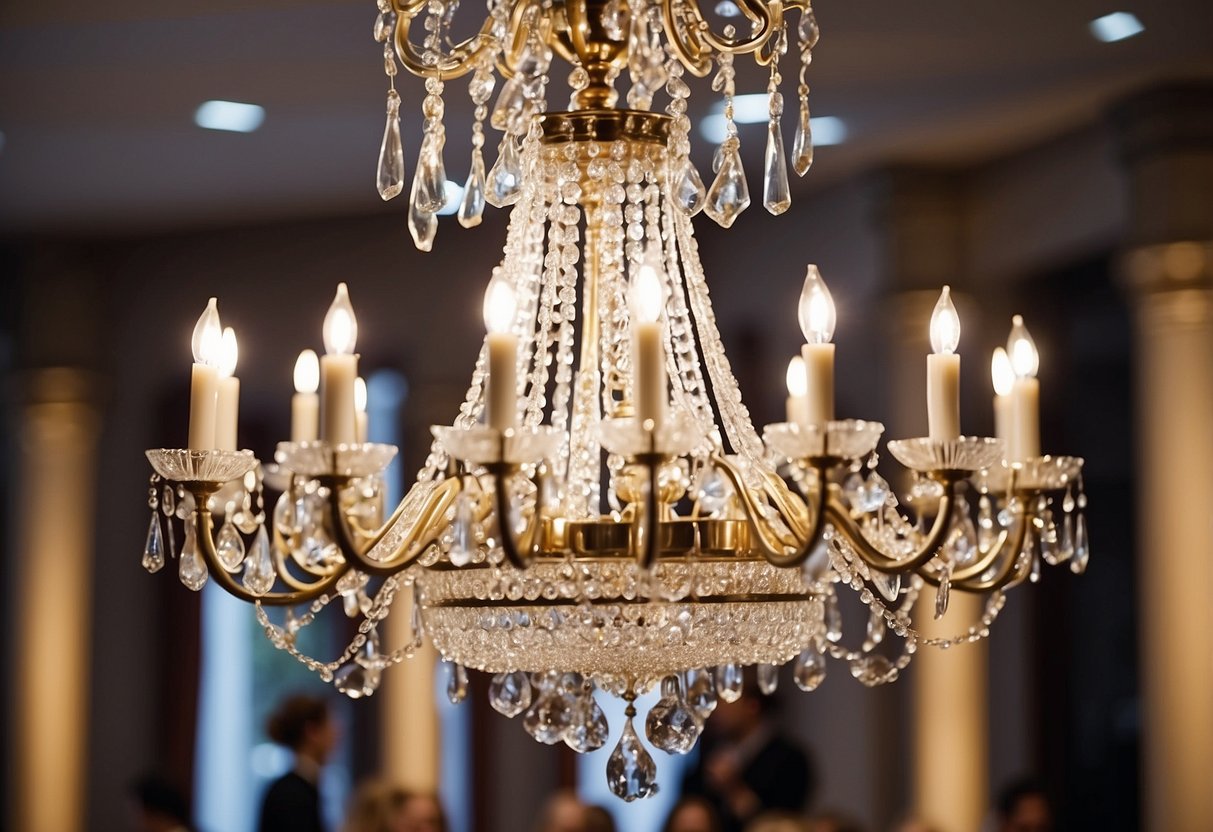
874,169,988,832
1115,83,1213,832
11,369,100,832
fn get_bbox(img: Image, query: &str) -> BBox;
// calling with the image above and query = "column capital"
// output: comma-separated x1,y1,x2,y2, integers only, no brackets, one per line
1122,242,1213,327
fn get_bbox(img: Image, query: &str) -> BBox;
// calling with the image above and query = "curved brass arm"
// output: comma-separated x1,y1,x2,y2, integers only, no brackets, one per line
712,454,827,567
194,508,351,607
486,462,546,570
824,478,958,574
634,452,663,569
945,512,1033,593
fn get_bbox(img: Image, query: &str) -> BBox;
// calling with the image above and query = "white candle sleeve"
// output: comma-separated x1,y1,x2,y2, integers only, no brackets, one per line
927,353,961,441
214,376,240,451
320,353,359,445
188,363,219,450
486,332,518,432
1011,377,1040,461
633,322,666,429
291,393,320,442
801,343,835,427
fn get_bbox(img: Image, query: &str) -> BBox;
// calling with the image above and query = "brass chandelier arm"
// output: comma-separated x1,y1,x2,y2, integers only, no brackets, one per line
486,462,544,570
634,452,664,569
822,479,958,575
192,506,352,606
711,454,827,567
390,0,503,81
943,514,1033,593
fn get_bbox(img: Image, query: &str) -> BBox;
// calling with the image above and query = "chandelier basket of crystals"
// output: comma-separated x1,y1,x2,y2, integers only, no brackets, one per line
142,0,1089,800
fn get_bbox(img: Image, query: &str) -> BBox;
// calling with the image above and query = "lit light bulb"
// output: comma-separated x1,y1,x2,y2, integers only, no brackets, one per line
217,327,239,379
354,377,368,413
797,265,836,345
483,272,517,335
323,283,358,355
294,349,320,394
991,346,1014,397
929,286,960,355
786,355,807,397
191,297,224,367
628,253,665,324
1007,315,1039,379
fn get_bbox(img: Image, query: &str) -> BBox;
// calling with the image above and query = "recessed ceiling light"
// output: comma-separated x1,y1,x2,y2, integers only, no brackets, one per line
700,96,846,146
1089,12,1144,43
714,1,741,18
194,100,266,133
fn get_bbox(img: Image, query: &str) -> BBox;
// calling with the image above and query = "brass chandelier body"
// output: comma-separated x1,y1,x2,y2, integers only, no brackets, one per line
143,0,1088,801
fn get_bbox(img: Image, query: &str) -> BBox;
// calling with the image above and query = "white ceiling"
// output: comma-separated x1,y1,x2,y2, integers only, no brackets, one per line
1,0,1210,235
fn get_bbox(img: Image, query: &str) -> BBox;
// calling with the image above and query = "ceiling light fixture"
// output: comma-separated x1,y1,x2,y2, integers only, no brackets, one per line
194,100,266,133
144,0,1088,801
1089,11,1144,43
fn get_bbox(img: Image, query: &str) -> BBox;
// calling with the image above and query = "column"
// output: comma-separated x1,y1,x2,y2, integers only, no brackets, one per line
381,584,441,791
874,169,988,832
11,369,100,832
1115,83,1213,832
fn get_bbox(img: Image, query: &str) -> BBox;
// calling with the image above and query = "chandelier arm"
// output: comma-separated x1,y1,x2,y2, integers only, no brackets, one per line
943,515,1033,593
324,476,463,576
391,4,501,81
713,455,827,567
823,478,959,574
634,452,663,569
487,462,538,570
942,469,1026,583
193,506,351,606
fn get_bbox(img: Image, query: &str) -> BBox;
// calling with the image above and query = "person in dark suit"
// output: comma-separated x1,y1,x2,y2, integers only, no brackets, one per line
258,694,339,832
681,679,815,832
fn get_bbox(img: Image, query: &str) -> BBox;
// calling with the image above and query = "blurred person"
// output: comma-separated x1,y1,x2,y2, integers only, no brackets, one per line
682,684,815,832
664,796,723,832
995,779,1052,832
584,804,617,832
534,789,589,832
344,780,447,832
804,812,864,832
259,694,340,832
889,818,937,832
745,810,811,832
129,775,192,832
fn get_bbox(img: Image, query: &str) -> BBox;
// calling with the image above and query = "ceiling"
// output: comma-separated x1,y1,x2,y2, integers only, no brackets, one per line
1,0,1210,236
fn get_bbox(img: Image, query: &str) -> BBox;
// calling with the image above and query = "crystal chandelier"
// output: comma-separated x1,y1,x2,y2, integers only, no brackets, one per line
142,0,1090,801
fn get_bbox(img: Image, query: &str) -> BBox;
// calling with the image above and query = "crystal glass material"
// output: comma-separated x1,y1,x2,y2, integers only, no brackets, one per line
145,448,257,483
975,455,1085,493
886,436,1005,472
597,412,705,458
274,441,398,478
431,425,565,465
763,420,885,460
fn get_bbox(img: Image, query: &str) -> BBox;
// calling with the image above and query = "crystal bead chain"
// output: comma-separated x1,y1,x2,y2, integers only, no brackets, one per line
459,61,494,228
792,3,820,176
704,37,750,228
374,0,406,201
762,25,791,215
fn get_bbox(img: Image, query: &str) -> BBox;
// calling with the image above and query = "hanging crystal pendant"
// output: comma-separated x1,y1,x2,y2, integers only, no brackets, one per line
863,608,886,650
178,518,208,591
242,525,275,596
1071,513,1089,574
377,89,405,200
935,562,952,619
672,158,706,216
142,513,166,574
793,647,827,691
704,140,750,228
606,712,659,801
684,668,717,718
645,678,702,755
792,101,814,176
714,662,743,703
335,661,377,699
446,662,469,704
871,569,901,603
825,592,843,642
523,680,573,744
215,518,246,572
448,491,476,566
756,663,780,695
850,654,897,687
565,689,610,753
458,151,486,229
490,671,533,717
408,168,438,252
763,93,791,215
486,136,523,207
798,7,820,48
491,75,529,134
414,131,448,213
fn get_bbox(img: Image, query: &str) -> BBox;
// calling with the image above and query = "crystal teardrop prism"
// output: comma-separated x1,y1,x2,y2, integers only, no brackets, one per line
486,137,523,207
142,513,166,574
872,570,901,603
414,132,448,213
763,97,791,215
565,692,610,753
335,662,379,699
446,662,469,704
490,671,533,717
523,685,573,744
448,491,475,566
241,524,275,596
215,518,246,572
606,716,659,802
798,9,820,49
715,662,743,703
673,158,707,216
851,654,897,687
756,663,780,695
793,648,827,691
457,151,486,229
684,668,717,718
864,608,886,649
825,592,843,642
792,103,814,176
408,171,438,252
1071,513,1089,574
178,519,208,591
490,75,529,134
935,563,952,619
377,90,405,200
645,692,701,754
704,142,750,228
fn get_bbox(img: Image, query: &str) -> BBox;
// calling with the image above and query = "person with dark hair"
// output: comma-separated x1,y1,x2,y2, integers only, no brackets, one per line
995,779,1052,832
343,780,447,832
664,796,724,832
584,804,617,832
682,686,815,832
259,694,339,832
129,775,192,832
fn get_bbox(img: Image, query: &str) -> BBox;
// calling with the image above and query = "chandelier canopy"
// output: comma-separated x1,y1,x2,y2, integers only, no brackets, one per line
143,0,1089,801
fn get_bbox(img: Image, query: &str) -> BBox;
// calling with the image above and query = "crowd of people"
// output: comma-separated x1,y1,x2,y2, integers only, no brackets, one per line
128,692,1055,832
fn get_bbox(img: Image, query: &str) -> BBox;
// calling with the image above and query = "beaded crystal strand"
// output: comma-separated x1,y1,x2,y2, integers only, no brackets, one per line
459,62,495,228
374,0,405,200
792,4,820,176
763,25,791,215
704,35,750,228
408,0,450,250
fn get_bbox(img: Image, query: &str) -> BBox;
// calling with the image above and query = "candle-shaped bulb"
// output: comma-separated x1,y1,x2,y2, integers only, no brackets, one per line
323,283,358,355
628,255,664,324
786,355,807,397
797,265,836,345
1007,314,1039,379
294,349,320,394
191,297,223,366
483,273,517,335
929,286,960,355
354,377,368,413
991,346,1014,396
217,327,239,379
